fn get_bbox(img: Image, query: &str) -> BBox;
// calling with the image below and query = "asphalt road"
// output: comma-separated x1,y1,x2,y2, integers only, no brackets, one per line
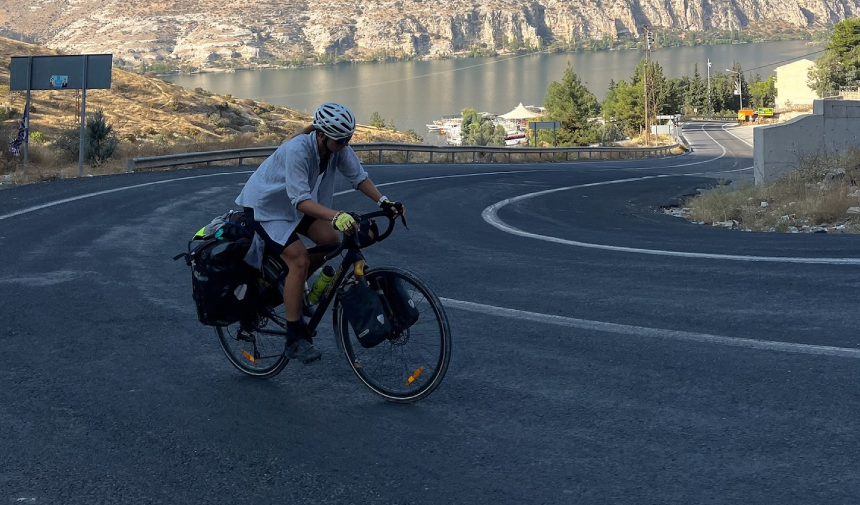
2,122,858,504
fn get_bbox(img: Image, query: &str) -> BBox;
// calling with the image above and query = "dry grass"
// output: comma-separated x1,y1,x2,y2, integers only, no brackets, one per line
683,147,860,233
0,36,418,188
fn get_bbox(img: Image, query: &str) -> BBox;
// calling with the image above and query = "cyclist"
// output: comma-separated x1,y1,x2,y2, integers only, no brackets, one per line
236,102,404,363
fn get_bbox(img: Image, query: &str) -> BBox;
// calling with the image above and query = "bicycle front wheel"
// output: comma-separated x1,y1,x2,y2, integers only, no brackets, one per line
216,310,289,378
334,266,452,403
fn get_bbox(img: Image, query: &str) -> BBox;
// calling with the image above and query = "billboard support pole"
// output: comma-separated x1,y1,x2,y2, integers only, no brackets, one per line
78,56,89,177
24,56,32,169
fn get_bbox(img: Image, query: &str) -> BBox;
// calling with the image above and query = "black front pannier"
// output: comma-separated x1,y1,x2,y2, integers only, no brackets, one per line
377,274,420,335
176,212,258,326
338,282,391,349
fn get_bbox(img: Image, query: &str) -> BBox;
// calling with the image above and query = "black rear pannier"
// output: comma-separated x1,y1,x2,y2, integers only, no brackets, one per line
339,282,391,349
176,211,258,326
377,274,420,335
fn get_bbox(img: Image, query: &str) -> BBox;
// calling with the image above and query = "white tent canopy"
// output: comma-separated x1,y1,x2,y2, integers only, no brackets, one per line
499,102,540,120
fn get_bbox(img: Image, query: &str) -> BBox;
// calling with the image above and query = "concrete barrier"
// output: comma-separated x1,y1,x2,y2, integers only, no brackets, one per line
753,99,860,184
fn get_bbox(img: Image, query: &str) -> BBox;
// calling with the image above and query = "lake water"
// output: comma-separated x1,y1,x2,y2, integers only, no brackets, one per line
163,40,821,140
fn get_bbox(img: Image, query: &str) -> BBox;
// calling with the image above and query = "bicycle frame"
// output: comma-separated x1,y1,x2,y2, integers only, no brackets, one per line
255,211,396,339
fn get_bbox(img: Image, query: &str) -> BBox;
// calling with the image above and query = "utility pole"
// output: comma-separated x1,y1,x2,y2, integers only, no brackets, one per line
738,73,743,110
644,26,652,147
707,58,712,116
727,67,743,111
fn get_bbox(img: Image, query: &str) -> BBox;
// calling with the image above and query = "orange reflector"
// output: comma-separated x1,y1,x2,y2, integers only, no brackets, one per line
406,366,424,385
242,350,256,363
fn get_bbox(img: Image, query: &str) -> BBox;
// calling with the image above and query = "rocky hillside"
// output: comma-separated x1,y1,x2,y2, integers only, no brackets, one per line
0,35,414,179
0,0,855,70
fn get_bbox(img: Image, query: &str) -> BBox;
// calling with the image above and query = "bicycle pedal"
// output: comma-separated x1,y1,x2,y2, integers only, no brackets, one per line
237,331,256,343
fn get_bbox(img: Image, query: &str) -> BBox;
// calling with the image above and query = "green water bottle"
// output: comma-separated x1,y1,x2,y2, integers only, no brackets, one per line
307,265,335,305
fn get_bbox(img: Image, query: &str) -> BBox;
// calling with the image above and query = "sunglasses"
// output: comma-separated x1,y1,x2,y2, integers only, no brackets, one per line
330,135,352,146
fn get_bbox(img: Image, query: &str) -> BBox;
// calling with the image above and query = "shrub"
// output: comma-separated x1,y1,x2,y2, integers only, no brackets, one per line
86,108,119,165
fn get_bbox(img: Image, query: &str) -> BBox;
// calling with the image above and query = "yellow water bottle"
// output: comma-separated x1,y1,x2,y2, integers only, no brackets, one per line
307,265,335,305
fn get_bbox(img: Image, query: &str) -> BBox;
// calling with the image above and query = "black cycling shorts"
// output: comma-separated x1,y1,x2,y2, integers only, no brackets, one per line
243,207,316,256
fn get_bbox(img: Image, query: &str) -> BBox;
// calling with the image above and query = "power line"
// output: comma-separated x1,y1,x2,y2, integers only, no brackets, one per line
743,48,827,73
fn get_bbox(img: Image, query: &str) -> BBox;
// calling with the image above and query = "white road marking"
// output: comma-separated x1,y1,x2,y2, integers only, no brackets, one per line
0,171,253,221
441,297,860,359
720,123,755,147
481,177,860,264
481,127,859,264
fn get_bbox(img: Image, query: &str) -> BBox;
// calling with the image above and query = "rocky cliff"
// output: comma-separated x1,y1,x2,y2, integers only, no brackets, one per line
0,0,855,69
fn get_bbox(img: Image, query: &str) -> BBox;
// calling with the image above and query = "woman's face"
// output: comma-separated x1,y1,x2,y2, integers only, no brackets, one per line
318,131,351,153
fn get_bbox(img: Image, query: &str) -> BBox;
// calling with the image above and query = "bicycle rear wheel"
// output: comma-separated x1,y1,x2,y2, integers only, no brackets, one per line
334,266,451,403
216,309,289,378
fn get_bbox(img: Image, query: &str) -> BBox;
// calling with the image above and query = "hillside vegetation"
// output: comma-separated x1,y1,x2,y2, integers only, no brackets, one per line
0,36,415,186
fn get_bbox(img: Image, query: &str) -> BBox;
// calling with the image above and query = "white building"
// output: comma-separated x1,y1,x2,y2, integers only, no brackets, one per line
775,59,817,108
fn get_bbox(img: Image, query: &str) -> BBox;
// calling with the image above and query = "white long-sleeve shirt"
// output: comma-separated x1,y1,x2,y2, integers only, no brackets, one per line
235,132,369,245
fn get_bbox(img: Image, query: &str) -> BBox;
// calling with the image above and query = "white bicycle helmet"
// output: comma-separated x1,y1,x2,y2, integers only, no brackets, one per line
313,102,356,140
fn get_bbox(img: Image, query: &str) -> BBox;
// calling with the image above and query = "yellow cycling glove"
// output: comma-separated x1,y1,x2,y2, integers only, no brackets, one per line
332,211,357,232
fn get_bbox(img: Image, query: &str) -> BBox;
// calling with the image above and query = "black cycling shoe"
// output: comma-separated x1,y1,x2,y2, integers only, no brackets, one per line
286,339,322,363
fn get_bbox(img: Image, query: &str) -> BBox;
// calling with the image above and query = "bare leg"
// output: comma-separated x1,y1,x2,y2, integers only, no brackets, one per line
304,218,341,278
280,240,310,322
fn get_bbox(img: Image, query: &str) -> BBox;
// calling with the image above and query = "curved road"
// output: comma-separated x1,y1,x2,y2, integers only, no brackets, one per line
1,122,858,504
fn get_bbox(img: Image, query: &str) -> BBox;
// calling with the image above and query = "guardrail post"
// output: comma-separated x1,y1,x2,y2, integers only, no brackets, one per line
489,152,494,163
406,151,410,163
126,159,135,173
451,152,454,163
378,150,383,164
430,152,433,163
508,152,512,163
472,151,476,163
238,157,243,166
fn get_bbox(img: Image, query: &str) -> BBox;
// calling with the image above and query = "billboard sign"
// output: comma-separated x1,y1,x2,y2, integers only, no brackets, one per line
10,54,112,91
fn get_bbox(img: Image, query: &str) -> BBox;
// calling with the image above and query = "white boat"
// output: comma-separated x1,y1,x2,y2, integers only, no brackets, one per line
426,124,442,131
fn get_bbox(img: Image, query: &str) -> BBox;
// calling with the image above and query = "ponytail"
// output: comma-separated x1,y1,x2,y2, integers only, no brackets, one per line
290,124,316,139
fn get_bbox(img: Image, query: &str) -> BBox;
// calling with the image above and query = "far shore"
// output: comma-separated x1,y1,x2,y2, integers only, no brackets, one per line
147,35,819,79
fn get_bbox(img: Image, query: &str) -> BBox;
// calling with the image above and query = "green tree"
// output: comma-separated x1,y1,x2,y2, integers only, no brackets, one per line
749,75,776,108
86,108,119,165
664,77,688,116
53,108,118,165
460,108,482,140
369,111,385,128
404,129,423,143
828,18,860,77
459,108,504,146
808,51,844,97
688,64,707,113
542,62,600,145
611,78,644,136
808,19,860,97
602,80,618,120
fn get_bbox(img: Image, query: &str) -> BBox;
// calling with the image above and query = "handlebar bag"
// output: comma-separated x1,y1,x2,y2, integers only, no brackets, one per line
338,282,392,348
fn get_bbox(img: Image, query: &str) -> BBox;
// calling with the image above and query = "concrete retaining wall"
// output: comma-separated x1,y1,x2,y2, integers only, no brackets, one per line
753,100,860,184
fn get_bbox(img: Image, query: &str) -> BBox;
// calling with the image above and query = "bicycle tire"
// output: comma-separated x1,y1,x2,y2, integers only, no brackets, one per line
333,266,451,403
215,310,289,378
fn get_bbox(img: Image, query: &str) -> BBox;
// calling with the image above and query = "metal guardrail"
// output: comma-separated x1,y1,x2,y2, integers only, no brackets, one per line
126,142,680,172
679,115,738,122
